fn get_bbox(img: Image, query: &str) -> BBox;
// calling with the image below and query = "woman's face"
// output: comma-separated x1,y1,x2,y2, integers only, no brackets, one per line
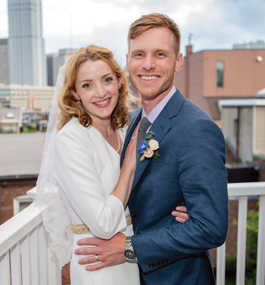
71,59,122,125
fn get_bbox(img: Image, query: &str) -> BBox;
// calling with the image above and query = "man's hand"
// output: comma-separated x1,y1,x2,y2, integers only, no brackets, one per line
74,232,127,271
171,206,190,223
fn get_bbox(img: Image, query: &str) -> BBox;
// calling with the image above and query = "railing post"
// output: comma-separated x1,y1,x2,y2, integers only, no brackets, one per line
216,242,226,285
38,225,49,285
47,235,62,285
20,235,31,285
236,196,248,285
0,253,11,285
29,227,40,284
256,195,265,285
10,244,22,285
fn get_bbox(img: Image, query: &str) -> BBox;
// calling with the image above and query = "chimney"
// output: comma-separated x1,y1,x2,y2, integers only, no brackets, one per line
186,45,193,56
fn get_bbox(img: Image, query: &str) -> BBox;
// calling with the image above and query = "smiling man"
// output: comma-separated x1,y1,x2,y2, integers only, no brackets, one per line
75,13,228,285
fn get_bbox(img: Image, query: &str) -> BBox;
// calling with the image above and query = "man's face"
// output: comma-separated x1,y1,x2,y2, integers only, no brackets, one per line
126,27,183,103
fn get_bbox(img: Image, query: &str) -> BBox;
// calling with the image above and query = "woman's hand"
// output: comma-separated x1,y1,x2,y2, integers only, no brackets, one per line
172,206,190,223
122,124,139,173
111,125,139,207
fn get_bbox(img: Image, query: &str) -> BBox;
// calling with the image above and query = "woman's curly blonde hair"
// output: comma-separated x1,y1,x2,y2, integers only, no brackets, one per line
57,45,134,130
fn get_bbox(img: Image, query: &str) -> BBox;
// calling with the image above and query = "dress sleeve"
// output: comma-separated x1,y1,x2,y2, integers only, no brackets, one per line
54,126,127,239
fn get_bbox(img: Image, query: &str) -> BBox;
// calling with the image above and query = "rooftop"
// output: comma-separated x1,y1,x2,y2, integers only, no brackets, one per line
0,132,45,177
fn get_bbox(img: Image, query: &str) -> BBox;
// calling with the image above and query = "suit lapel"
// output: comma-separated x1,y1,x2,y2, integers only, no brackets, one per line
132,89,186,190
132,113,172,189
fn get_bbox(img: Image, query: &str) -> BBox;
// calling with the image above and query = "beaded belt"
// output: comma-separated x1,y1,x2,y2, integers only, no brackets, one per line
68,214,132,235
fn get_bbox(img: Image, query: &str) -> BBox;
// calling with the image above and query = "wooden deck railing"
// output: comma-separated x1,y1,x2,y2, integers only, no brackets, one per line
0,196,61,285
0,182,265,285
216,182,265,285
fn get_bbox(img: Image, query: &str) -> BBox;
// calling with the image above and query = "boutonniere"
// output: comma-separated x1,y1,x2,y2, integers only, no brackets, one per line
138,131,160,162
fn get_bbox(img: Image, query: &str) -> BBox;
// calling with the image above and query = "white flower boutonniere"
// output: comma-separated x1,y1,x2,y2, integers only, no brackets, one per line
138,131,160,162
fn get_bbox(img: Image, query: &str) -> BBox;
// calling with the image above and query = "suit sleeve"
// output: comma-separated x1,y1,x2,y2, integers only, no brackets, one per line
54,128,127,239
132,119,228,273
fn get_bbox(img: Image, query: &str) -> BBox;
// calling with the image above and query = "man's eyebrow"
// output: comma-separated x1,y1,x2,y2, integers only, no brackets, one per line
131,48,170,54
130,49,143,54
156,49,171,54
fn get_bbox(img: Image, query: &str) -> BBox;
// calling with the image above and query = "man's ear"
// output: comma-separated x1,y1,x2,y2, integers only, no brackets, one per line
175,53,184,73
71,89,80,101
126,53,129,67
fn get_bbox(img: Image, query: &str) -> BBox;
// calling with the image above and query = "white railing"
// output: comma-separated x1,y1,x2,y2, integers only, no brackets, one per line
0,182,265,285
216,182,265,285
0,192,61,285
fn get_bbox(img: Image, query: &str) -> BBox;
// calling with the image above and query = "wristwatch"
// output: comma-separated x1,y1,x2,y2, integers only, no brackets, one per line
124,236,136,261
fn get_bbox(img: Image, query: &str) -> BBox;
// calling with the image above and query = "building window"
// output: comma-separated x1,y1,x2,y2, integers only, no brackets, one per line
13,195,33,215
216,61,224,88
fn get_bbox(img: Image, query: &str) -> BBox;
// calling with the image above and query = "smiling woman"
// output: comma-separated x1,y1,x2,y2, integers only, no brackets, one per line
36,45,140,285
70,60,122,126
57,45,132,132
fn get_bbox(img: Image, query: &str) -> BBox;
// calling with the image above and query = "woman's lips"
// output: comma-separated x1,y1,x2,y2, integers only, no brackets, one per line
93,98,111,107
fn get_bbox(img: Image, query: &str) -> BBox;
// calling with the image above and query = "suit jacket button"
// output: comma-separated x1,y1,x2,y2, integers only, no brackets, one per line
158,261,163,265
154,262,158,267
149,263,154,268
131,212,136,218
163,260,168,264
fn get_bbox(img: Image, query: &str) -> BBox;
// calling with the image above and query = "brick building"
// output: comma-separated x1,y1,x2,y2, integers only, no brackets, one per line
174,44,265,124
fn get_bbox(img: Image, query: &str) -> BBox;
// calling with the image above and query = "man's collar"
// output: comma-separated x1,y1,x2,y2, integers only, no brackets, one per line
142,86,177,124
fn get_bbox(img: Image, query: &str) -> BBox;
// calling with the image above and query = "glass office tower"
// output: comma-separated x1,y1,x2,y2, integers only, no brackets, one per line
8,0,47,86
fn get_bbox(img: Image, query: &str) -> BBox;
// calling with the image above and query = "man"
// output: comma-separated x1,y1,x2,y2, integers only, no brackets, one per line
75,13,228,284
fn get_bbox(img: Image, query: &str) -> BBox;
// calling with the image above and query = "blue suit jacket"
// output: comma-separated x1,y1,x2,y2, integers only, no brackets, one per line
121,90,228,285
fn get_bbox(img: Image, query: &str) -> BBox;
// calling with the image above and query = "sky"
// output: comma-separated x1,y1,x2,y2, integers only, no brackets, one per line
0,0,264,66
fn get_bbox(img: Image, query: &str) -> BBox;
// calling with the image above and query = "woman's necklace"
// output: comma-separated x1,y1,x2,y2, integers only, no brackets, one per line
95,127,121,153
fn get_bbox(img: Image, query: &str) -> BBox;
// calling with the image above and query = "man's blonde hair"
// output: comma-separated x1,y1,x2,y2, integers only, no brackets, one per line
128,13,181,56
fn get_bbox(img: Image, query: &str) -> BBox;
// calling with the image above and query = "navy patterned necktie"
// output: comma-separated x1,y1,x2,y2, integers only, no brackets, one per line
136,117,151,160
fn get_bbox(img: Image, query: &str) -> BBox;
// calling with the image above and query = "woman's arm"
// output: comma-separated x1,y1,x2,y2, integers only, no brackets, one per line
54,126,134,239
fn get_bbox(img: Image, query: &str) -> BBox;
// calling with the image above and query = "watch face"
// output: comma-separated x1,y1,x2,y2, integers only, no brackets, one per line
124,249,135,260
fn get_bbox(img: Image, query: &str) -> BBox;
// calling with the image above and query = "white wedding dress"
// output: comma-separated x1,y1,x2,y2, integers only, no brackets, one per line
54,118,140,285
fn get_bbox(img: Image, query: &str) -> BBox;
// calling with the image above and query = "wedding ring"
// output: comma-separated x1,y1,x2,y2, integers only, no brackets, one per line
131,136,136,140
95,254,99,262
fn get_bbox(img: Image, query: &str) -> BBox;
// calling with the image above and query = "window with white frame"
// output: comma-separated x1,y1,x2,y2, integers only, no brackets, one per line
13,195,33,216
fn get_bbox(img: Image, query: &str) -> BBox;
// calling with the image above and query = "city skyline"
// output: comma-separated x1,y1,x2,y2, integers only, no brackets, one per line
0,0,264,66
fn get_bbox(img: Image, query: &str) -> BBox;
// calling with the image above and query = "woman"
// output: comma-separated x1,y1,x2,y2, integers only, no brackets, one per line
36,45,140,284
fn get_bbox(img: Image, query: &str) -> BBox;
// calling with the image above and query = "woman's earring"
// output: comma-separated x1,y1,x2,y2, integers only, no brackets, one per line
77,100,81,105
